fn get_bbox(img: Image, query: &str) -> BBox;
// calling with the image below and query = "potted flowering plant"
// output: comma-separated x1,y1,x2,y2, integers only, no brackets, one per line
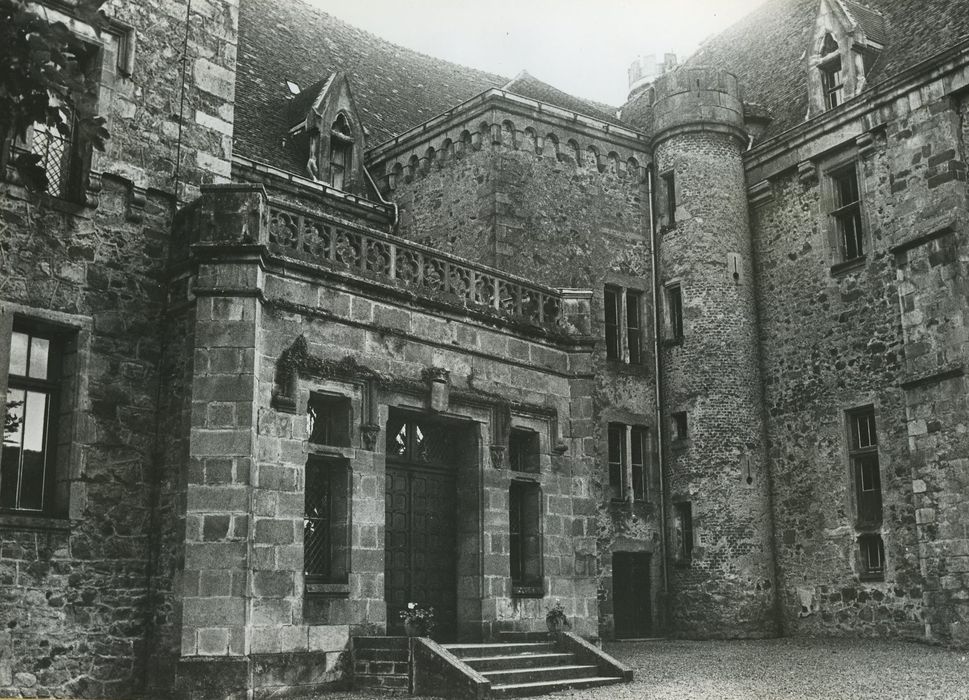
400,602,435,637
545,600,571,634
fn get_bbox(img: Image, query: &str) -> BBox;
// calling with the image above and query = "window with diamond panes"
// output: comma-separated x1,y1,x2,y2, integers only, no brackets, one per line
510,480,542,596
2,327,63,513
386,414,460,466
307,392,351,447
303,456,350,591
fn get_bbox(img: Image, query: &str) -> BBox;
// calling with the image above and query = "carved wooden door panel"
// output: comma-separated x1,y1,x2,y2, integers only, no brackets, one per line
385,465,457,640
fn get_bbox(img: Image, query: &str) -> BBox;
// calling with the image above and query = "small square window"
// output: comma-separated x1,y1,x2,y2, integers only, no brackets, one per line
858,533,884,581
672,412,688,441
307,392,351,447
509,428,539,473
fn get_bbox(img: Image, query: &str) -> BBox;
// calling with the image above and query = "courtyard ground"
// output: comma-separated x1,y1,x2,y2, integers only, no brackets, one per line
325,636,969,700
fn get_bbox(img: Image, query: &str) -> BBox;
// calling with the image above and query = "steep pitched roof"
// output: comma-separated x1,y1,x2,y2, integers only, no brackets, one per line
841,0,888,45
235,0,622,174
621,0,969,141
502,71,621,126
235,0,506,170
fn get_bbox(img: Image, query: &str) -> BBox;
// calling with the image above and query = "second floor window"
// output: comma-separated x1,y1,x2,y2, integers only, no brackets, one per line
604,286,644,364
848,406,882,526
830,164,864,262
607,422,648,502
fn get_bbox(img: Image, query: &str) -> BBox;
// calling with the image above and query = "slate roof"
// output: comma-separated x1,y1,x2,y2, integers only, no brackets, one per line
235,0,622,174
841,0,889,46
620,0,969,142
501,71,622,126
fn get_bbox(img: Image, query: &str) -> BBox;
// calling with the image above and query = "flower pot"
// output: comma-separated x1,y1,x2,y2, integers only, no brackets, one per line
546,616,568,634
404,620,426,637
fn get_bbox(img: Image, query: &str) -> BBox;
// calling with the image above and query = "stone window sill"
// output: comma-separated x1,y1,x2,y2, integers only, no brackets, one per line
830,255,866,277
511,584,544,598
305,582,350,596
0,513,71,532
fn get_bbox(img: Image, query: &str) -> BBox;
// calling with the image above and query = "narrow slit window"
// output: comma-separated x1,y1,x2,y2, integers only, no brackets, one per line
626,291,643,365
661,170,676,227
847,407,882,526
667,284,683,340
631,427,647,502
329,114,353,190
673,502,693,563
672,411,688,441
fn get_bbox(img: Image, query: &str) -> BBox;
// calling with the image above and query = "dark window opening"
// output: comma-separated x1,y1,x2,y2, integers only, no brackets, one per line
607,423,625,501
304,456,351,591
858,533,885,581
509,428,539,473
2,326,63,514
510,480,543,596
672,411,688,441
831,165,863,261
667,284,683,340
820,57,844,110
329,114,353,190
673,502,693,563
307,392,351,447
604,287,620,361
661,170,676,227
385,413,461,466
848,407,882,526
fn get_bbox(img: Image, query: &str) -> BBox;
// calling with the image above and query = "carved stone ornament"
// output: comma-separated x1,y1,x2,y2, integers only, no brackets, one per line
490,444,507,469
361,424,381,451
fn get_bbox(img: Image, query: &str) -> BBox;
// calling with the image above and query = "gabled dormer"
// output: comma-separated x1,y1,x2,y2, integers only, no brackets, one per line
807,0,888,118
287,72,370,196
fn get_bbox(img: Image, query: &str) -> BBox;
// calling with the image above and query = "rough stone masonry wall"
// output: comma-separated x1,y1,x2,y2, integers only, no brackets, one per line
655,128,777,639
749,87,969,642
382,112,661,639
0,1,240,696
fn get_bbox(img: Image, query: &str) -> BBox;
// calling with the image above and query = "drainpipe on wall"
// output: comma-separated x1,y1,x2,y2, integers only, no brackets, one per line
647,165,671,613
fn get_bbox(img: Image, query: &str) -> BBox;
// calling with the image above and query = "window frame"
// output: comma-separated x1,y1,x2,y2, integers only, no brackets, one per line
1,5,130,206
819,55,844,110
847,405,882,527
673,501,694,565
508,427,540,474
671,411,688,442
0,308,85,524
660,169,676,229
603,284,645,365
857,533,885,581
665,283,683,342
509,479,543,597
307,391,352,448
607,422,650,503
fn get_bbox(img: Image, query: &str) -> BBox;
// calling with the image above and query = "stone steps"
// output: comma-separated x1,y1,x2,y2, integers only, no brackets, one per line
353,636,410,692
442,640,624,697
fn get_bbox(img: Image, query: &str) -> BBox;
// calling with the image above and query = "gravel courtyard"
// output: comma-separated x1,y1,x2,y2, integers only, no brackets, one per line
584,637,969,700
326,636,969,700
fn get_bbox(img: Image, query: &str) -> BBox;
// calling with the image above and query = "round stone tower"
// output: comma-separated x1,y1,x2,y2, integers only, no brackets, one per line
651,67,778,637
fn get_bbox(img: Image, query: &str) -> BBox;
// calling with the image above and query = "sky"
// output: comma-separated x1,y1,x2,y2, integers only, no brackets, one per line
305,0,769,105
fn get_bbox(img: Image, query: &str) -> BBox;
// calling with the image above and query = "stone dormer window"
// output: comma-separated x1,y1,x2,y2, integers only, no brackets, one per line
808,0,887,118
818,35,844,109
329,114,353,190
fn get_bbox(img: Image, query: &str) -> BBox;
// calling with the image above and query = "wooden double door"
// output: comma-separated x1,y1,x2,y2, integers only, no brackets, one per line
384,464,458,640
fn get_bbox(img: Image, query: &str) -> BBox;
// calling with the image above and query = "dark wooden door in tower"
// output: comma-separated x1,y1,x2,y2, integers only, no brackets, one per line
385,464,457,640
612,552,652,639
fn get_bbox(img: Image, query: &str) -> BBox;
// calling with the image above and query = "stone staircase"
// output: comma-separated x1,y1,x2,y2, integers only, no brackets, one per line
442,634,626,697
353,636,410,691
